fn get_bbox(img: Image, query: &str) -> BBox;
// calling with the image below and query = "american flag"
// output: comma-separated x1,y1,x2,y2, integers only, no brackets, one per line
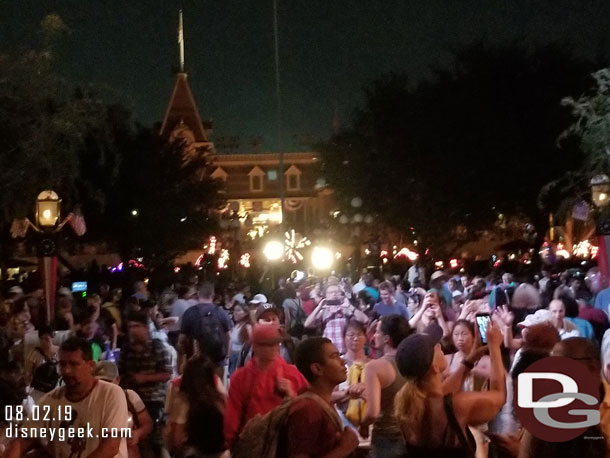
67,211,87,236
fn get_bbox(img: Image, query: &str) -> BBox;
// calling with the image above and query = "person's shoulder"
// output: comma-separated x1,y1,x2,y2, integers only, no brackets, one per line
288,395,326,420
96,379,124,396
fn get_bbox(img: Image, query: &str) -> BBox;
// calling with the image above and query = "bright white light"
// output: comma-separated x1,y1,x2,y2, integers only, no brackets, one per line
131,209,138,217
180,217,187,222
394,248,419,261
42,209,52,219
312,246,333,270
601,193,607,202
258,213,269,222
263,240,284,261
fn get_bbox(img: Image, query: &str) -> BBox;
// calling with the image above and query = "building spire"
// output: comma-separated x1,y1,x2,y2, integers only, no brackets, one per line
178,9,185,73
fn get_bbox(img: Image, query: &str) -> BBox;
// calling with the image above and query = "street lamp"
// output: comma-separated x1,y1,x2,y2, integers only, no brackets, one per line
591,175,610,288
591,175,610,208
312,246,333,271
36,191,61,228
263,240,284,261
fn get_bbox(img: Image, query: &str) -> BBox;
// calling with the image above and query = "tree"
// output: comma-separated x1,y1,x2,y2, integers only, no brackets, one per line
321,42,598,256
0,14,224,265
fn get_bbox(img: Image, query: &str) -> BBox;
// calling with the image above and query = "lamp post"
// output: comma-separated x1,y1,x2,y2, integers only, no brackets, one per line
591,175,610,288
36,191,61,325
10,191,85,324
263,240,283,289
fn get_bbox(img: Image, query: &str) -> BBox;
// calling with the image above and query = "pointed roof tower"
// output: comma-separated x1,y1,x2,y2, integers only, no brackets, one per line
160,9,213,150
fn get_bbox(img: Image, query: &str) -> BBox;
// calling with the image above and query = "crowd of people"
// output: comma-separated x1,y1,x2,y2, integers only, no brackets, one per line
0,264,609,457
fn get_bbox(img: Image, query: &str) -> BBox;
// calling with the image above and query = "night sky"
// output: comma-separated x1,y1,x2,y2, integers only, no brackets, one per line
2,1,610,151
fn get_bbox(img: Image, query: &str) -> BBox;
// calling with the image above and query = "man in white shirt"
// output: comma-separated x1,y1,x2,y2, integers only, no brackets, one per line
6,336,129,458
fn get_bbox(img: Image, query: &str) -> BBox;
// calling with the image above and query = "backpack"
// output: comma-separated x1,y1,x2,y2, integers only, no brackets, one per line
193,304,227,362
31,348,60,393
284,298,306,338
232,391,342,458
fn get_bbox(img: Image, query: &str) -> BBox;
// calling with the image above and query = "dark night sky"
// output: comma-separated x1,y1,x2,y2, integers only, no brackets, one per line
2,1,610,150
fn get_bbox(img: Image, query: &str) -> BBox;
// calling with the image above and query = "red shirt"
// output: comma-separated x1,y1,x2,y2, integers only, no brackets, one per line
224,357,308,447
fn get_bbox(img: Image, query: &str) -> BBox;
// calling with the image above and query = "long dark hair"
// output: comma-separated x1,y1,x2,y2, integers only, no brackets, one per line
180,355,223,409
180,355,225,453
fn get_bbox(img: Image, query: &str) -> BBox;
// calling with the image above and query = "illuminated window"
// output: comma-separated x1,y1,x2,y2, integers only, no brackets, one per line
285,165,301,191
267,170,278,181
249,166,265,192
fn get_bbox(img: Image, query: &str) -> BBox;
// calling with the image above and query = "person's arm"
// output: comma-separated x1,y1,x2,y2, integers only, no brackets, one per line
177,333,192,374
442,346,488,395
434,306,450,337
359,360,382,435
493,307,521,350
454,322,506,426
224,371,246,448
352,305,369,324
85,438,122,458
304,301,325,329
130,407,153,447
4,438,32,458
408,302,428,329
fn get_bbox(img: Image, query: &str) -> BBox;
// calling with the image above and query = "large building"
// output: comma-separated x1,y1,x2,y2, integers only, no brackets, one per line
159,16,334,240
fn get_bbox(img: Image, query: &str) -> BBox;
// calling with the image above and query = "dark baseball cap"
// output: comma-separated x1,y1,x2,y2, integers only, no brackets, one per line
255,303,280,321
396,324,443,379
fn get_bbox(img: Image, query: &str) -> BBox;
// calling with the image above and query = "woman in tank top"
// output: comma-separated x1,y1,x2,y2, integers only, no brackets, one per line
393,320,506,458
359,315,412,458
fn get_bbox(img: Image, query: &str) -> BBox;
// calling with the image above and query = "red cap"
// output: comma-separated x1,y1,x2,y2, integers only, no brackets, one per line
251,324,283,345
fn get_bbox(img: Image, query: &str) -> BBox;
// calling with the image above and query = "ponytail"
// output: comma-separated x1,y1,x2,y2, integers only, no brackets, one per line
394,372,433,440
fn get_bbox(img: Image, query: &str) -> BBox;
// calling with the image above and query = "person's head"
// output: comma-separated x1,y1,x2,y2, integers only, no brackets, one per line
522,322,560,353
502,273,513,285
180,354,223,406
378,281,395,305
374,315,412,350
343,320,367,354
110,288,122,303
393,331,445,437
86,294,101,310
140,299,158,319
251,324,282,363
255,303,281,326
133,280,147,294
406,291,422,316
58,337,95,390
77,308,99,340
178,285,196,300
284,283,297,300
324,284,342,301
198,281,215,301
126,310,150,344
295,337,346,386
451,319,475,353
94,361,119,384
233,303,250,323
362,273,374,287
548,299,566,327
552,337,601,377
557,293,579,319
38,324,55,349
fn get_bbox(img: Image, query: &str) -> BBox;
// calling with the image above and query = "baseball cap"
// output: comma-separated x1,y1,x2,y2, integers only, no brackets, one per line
251,324,283,345
396,327,443,379
517,309,552,328
250,294,268,305
94,361,119,382
255,303,280,321
430,271,448,282
8,286,23,295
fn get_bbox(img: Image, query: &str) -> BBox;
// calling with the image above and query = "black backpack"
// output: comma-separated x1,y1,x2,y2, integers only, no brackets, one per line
194,305,227,363
31,348,60,393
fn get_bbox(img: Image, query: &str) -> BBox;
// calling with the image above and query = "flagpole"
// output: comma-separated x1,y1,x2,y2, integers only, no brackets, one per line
273,0,284,230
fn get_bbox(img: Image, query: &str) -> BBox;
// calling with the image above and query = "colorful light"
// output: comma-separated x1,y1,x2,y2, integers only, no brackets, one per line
394,248,419,261
285,229,310,264
449,258,458,269
195,254,204,267
174,267,181,273
239,253,251,268
207,236,217,255
217,249,229,269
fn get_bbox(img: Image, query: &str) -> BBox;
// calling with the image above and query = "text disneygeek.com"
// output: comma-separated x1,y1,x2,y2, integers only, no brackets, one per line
5,424,132,441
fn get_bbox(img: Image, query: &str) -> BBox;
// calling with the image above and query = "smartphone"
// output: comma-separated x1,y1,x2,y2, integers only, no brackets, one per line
326,299,342,306
476,313,491,344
